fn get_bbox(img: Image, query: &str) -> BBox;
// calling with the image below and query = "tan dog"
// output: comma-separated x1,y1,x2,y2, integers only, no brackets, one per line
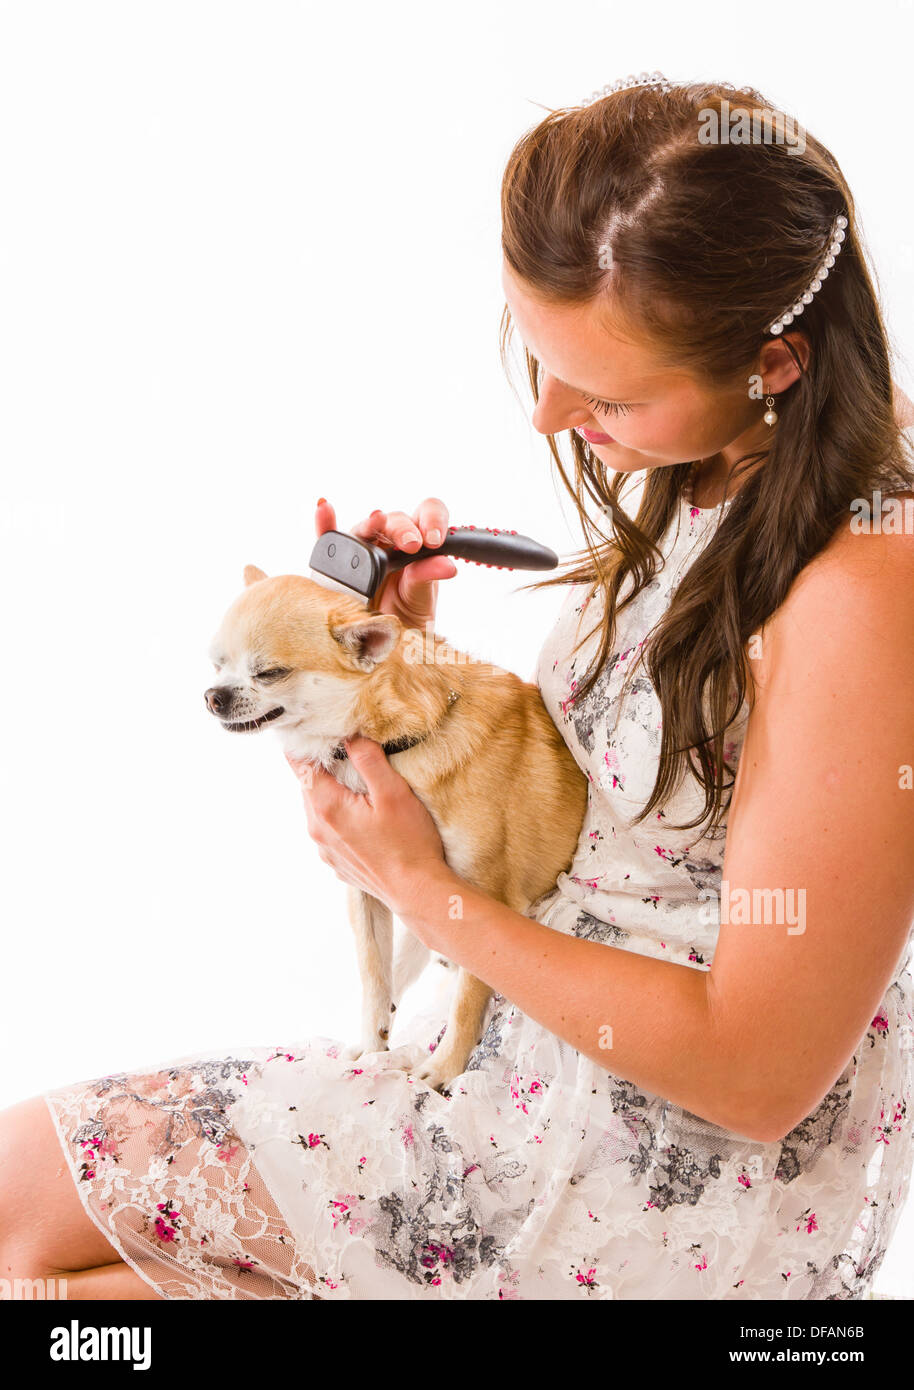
205,565,588,1091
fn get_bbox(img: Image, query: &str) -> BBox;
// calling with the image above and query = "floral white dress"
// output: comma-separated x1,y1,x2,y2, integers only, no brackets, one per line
43,489,914,1300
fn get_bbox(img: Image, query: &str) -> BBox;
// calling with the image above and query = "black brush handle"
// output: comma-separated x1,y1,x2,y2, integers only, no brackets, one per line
384,525,558,574
310,526,559,602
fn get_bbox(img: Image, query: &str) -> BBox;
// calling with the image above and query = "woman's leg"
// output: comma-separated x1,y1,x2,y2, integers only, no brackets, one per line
0,1096,163,1299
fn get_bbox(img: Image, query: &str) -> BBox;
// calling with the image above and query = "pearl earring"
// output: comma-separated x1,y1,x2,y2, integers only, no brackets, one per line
763,393,778,427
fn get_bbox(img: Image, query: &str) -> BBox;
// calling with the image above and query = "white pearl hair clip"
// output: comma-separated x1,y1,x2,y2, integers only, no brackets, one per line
768,214,848,335
580,71,673,106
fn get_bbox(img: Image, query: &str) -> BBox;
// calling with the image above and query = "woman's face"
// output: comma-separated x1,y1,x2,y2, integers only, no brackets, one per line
501,258,789,490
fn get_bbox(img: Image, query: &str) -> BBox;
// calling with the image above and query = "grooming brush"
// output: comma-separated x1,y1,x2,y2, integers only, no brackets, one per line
308,525,559,603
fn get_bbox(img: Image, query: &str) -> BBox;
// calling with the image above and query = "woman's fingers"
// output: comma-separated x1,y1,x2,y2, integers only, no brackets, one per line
349,499,450,552
315,498,338,535
411,498,450,548
395,554,458,594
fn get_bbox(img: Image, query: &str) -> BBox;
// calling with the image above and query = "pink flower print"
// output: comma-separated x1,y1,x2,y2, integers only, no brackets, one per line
560,676,579,715
510,1070,545,1115
872,1098,905,1145
694,1252,708,1271
569,874,602,892
294,1131,329,1152
329,1198,351,1230
420,1242,455,1283
796,1210,818,1234
509,1077,528,1115
232,1256,257,1270
689,505,701,525
738,1172,752,1188
603,747,621,786
871,1012,889,1035
574,1266,598,1289
402,1124,415,1150
216,1144,239,1163
153,1200,182,1243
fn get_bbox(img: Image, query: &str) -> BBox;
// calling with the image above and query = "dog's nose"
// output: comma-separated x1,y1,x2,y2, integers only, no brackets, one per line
205,686,234,715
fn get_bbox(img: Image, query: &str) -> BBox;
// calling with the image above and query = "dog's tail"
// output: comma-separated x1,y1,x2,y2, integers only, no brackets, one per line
392,928,432,1002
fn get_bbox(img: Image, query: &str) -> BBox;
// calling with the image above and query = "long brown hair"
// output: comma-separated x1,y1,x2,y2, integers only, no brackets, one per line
500,79,914,833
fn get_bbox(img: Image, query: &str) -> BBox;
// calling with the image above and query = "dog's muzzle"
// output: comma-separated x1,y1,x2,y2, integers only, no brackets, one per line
204,686,285,732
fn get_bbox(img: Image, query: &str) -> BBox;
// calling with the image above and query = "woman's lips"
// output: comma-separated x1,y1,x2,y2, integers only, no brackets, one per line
575,426,615,444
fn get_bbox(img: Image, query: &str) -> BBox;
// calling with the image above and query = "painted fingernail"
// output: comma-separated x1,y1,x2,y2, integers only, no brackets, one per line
317,497,327,506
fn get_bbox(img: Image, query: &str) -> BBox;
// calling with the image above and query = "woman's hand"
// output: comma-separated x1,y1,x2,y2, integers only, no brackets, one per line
286,736,451,921
315,497,458,629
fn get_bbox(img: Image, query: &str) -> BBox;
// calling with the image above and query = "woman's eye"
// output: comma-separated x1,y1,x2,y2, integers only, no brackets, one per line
584,396,633,418
255,668,291,682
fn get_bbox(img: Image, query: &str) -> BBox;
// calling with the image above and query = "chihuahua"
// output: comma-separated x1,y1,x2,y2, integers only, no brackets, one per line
205,565,588,1091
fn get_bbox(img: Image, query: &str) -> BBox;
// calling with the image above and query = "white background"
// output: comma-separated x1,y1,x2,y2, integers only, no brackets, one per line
1,0,912,1296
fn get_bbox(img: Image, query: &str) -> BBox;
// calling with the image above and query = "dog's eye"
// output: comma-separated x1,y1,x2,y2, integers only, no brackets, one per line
255,667,291,682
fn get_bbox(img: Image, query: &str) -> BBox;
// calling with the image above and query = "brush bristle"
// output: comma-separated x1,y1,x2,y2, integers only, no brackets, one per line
307,568,371,603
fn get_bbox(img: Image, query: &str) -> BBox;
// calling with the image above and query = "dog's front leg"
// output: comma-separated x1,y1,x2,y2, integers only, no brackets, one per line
416,969,492,1092
345,884,396,1059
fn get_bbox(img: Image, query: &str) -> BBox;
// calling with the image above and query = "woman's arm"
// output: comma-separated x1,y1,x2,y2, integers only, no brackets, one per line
895,382,914,430
705,509,914,1140
393,512,914,1144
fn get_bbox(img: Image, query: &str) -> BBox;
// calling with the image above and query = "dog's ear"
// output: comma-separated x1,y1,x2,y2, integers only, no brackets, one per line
243,564,268,586
331,614,400,671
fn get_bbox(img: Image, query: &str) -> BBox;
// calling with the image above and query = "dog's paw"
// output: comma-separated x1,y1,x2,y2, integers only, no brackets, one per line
414,1050,466,1094
338,1035,392,1066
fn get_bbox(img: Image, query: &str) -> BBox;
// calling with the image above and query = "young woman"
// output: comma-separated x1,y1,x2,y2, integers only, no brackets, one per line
3,75,914,1301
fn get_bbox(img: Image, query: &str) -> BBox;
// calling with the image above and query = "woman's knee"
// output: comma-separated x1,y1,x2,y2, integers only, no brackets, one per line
0,1094,121,1276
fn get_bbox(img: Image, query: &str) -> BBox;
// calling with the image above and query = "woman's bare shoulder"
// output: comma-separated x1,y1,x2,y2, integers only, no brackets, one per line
744,493,914,703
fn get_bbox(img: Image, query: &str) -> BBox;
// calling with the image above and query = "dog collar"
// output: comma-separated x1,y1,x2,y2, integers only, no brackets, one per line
332,689,460,761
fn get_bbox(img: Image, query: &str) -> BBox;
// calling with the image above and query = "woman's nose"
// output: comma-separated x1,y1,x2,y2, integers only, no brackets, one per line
531,375,590,436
